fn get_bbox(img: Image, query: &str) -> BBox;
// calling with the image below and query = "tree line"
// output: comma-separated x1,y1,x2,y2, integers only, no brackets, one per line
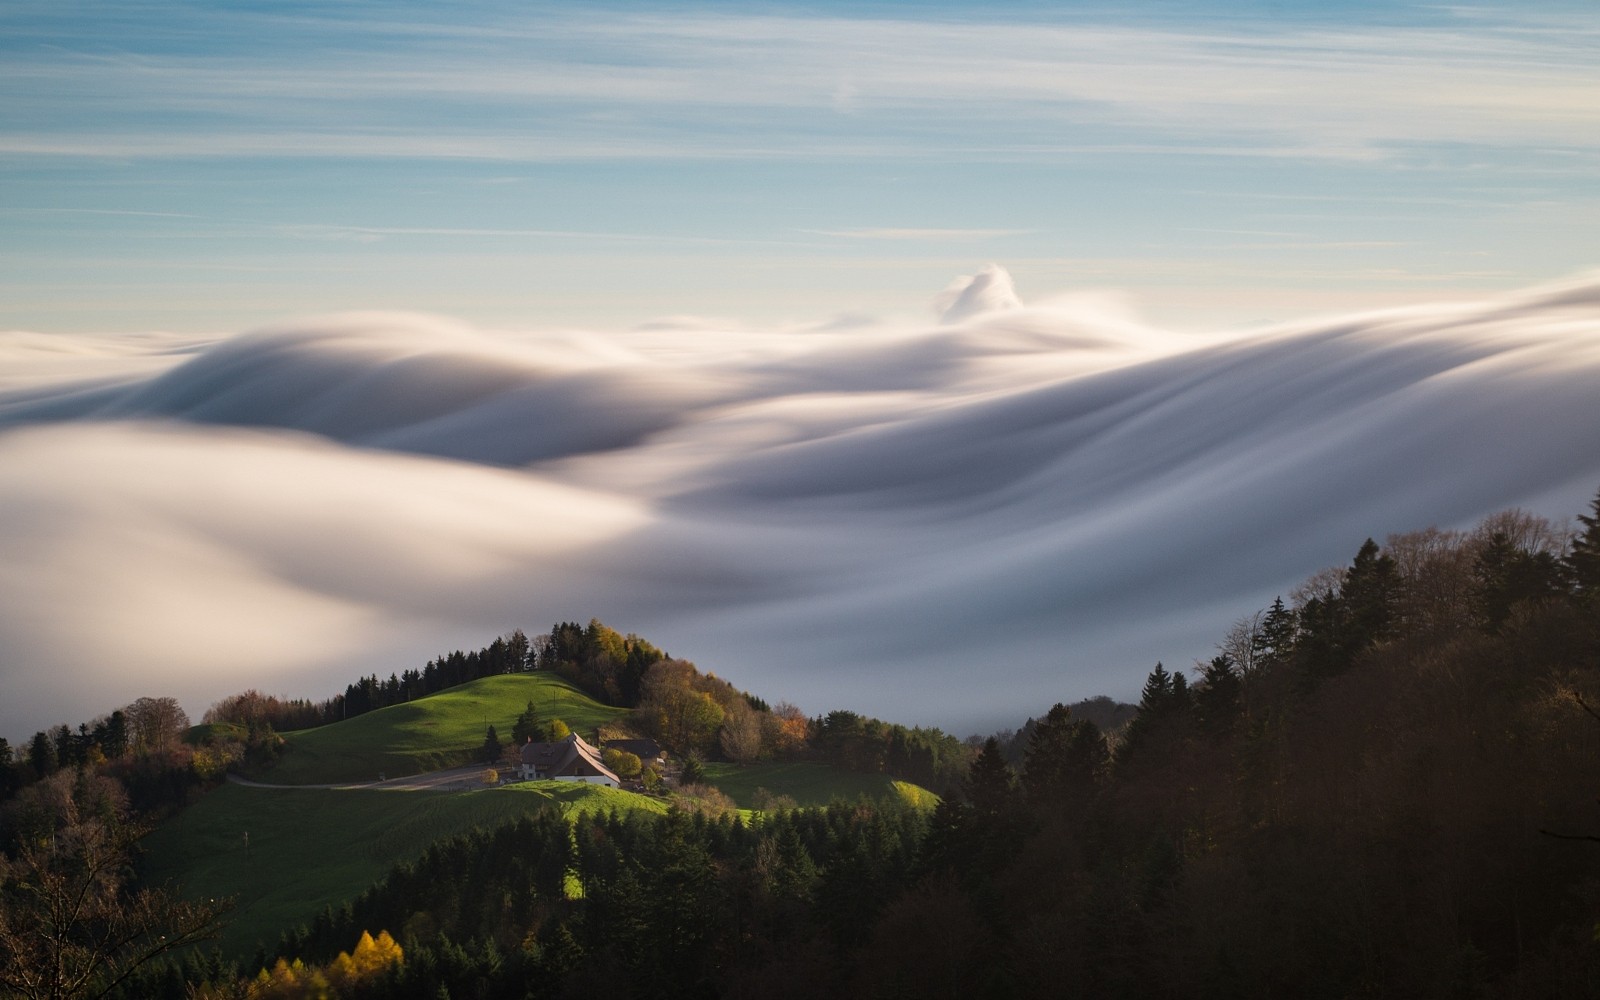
203,617,985,795
171,487,1600,997
9,487,1600,998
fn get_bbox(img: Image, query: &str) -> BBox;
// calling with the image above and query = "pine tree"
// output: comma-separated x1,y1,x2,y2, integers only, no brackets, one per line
966,737,1017,819
1117,662,1196,765
1139,662,1174,713
1021,704,1076,802
1565,487,1600,605
482,724,501,764
1343,538,1400,651
1257,596,1297,665
0,738,14,798
1195,654,1242,738
512,700,543,745
1474,530,1563,629
27,731,55,779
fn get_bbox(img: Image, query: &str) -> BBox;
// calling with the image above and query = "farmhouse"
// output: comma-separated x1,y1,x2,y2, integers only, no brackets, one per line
602,737,662,764
518,732,620,787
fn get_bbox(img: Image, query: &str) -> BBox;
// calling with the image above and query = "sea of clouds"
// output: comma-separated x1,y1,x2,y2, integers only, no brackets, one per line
4,266,1600,738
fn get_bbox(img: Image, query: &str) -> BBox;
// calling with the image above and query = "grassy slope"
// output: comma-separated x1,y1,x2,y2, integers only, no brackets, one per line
257,673,624,785
700,761,938,810
141,781,666,958
148,673,935,957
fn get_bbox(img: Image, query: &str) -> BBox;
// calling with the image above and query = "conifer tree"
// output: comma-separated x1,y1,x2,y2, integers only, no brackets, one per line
1474,531,1563,629
1343,538,1400,651
1139,662,1174,712
512,700,543,745
1565,487,1600,605
1195,653,1243,738
27,731,55,779
1257,596,1297,665
1021,703,1076,802
1118,662,1196,765
966,736,1017,819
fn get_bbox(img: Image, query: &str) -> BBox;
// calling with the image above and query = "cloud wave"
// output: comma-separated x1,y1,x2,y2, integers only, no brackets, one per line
3,270,1600,737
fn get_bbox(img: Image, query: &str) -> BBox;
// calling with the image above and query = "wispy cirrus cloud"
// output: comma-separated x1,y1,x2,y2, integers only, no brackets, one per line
4,5,1598,164
803,228,1033,241
3,3,1598,336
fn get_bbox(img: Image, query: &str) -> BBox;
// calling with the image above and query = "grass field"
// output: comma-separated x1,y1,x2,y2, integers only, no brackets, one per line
149,673,935,958
141,780,666,958
699,761,938,810
254,673,626,785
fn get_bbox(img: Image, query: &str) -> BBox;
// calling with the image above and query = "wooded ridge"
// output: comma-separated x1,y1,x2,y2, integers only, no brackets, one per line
3,487,1600,998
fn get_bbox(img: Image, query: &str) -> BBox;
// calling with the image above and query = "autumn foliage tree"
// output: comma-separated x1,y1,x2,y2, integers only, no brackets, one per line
253,929,403,999
636,660,726,754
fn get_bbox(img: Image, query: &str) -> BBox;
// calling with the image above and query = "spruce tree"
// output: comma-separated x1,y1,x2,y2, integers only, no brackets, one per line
1195,653,1243,738
1139,662,1174,713
1343,538,1400,652
1022,703,1076,802
1475,531,1563,629
1258,596,1297,665
27,730,55,779
966,736,1017,819
1565,487,1600,604
512,700,543,745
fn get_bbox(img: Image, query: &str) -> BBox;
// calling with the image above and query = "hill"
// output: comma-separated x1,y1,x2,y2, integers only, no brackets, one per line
143,669,941,958
251,672,624,786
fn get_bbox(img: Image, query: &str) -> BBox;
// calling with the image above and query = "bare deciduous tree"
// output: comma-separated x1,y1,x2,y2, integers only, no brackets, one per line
720,701,764,765
0,820,230,999
1219,609,1265,677
121,696,189,754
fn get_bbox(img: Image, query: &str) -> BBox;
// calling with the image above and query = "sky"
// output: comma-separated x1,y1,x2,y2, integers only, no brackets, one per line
3,1,1599,332
2,2,1600,740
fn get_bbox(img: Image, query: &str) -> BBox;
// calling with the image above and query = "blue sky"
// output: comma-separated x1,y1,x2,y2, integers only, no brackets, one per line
3,0,1597,331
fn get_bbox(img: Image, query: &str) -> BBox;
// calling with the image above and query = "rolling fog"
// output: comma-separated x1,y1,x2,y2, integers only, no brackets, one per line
4,267,1599,738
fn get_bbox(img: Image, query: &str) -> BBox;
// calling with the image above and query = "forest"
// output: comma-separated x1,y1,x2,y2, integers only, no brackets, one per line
3,489,1600,999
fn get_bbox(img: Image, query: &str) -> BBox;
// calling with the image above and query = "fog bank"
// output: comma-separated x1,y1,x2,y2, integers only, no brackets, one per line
3,271,1599,737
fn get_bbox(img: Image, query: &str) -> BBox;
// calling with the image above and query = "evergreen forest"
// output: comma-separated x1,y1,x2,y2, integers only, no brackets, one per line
4,490,1600,999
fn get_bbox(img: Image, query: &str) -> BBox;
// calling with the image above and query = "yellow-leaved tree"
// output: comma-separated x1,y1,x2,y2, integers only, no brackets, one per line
327,930,404,992
253,930,402,999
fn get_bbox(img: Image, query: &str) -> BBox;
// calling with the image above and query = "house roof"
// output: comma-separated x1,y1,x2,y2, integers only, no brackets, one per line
603,738,661,760
520,733,620,784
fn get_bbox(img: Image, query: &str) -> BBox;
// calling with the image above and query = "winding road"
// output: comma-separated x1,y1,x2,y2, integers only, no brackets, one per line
227,763,497,792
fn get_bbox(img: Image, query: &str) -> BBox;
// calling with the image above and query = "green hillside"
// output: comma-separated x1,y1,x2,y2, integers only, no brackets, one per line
699,761,939,810
146,671,940,958
141,781,666,957
254,672,625,785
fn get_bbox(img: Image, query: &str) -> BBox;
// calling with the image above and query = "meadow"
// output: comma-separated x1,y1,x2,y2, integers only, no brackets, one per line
140,781,666,957
135,659,955,959
699,761,938,811
252,673,625,785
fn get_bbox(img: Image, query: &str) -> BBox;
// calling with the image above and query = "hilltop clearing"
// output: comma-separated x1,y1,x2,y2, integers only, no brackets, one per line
249,673,624,786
